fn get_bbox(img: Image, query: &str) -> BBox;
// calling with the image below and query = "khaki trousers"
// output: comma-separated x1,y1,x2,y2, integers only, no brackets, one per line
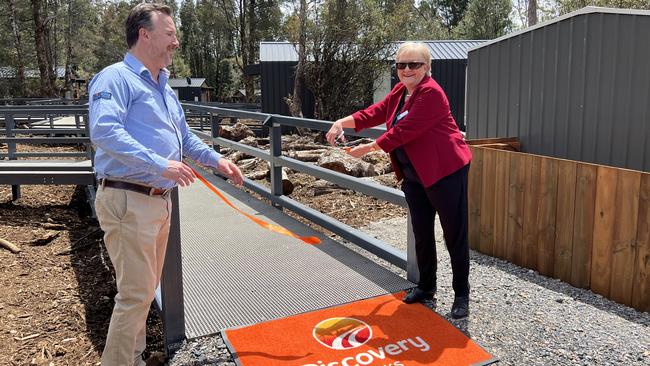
95,186,172,366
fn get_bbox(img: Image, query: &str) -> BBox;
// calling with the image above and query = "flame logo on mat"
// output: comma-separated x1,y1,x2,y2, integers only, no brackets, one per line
313,317,372,350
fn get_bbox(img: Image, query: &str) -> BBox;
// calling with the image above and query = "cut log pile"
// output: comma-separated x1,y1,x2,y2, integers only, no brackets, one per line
215,128,394,197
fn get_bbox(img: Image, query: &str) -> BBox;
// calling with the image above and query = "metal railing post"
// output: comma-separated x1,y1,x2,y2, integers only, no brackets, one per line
268,116,283,209
49,114,54,137
210,113,220,154
406,212,419,283
6,113,20,200
161,187,185,355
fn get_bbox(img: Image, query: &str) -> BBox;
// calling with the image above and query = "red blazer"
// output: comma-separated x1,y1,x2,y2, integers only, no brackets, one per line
352,75,471,187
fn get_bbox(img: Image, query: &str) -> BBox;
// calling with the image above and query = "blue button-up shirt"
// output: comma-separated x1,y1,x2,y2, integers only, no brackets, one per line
89,53,221,189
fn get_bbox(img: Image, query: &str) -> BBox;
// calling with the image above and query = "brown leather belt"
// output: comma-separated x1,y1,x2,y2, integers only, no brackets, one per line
101,179,171,197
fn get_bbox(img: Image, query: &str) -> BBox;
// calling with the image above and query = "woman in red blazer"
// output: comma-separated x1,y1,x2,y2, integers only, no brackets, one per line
326,42,472,319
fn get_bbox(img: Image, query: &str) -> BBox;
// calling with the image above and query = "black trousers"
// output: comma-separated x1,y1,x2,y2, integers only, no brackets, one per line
401,164,470,297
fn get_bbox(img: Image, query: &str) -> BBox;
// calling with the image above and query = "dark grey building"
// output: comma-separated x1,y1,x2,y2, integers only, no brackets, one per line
466,7,650,172
259,40,482,129
168,78,213,102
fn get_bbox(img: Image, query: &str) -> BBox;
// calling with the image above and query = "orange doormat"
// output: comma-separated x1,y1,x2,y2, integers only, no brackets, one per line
223,292,497,366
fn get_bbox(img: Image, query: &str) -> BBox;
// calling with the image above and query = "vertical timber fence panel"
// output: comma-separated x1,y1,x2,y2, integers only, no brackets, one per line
633,174,650,311
468,148,484,251
468,146,650,312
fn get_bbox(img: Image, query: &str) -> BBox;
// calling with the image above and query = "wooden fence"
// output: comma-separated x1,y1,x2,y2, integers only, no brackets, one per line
468,146,650,312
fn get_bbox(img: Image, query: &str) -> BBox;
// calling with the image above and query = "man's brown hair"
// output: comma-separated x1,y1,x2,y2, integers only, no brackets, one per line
125,3,173,49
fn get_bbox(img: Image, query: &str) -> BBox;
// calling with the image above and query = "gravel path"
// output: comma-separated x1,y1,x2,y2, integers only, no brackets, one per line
168,216,650,366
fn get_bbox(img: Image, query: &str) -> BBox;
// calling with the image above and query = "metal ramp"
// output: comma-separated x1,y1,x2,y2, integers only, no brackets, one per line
176,167,413,339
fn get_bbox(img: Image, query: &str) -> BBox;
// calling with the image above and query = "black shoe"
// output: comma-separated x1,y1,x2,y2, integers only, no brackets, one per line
403,288,434,304
451,296,469,319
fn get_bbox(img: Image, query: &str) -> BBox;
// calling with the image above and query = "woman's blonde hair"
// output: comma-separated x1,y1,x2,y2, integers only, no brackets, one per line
395,42,432,75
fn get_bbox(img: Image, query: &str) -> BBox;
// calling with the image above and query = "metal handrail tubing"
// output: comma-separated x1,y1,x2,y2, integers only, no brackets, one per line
1,137,89,144
214,137,269,160
190,129,270,161
0,152,89,158
182,103,267,120
190,126,405,207
233,176,407,269
275,155,406,207
181,103,387,139
269,115,386,138
0,105,88,110
1,128,87,135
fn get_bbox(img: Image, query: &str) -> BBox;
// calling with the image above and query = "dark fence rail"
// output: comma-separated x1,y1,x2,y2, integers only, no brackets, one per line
0,106,94,200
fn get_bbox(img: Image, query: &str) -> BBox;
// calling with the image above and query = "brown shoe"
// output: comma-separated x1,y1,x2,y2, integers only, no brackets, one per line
144,352,166,366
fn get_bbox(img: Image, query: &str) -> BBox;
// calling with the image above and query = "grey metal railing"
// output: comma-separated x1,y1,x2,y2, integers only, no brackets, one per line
3,102,419,353
0,106,94,200
181,102,416,269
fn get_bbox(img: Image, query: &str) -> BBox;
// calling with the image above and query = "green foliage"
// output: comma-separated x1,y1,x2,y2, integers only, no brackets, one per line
296,0,410,120
217,57,242,100
170,53,192,78
556,0,650,14
256,0,285,41
406,0,450,39
454,0,512,39
94,1,132,70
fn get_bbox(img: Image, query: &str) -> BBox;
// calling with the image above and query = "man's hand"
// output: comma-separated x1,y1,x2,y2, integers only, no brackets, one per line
217,158,244,186
162,160,196,186
346,142,379,158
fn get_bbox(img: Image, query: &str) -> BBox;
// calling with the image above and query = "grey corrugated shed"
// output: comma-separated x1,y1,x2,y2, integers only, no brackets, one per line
168,78,207,88
260,40,483,62
466,6,650,172
0,66,70,79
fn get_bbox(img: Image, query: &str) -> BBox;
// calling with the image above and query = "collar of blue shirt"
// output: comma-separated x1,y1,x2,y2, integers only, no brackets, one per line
123,52,170,85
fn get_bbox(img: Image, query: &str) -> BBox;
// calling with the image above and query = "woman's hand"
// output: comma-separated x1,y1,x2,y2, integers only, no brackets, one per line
346,142,380,158
326,120,345,146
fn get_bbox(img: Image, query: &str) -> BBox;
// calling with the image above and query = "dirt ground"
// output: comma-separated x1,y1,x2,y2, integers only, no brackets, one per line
0,142,404,365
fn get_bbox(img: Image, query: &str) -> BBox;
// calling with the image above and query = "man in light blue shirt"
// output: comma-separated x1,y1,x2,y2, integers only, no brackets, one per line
88,3,242,365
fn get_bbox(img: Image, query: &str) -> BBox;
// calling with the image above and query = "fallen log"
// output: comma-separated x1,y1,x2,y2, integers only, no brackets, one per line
41,223,66,230
0,237,21,253
311,180,345,196
238,158,259,171
266,164,295,195
288,149,327,162
246,170,269,180
31,231,60,246
283,143,327,151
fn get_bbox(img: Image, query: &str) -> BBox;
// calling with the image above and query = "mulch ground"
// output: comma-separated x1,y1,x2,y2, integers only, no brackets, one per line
0,142,404,365
0,184,164,365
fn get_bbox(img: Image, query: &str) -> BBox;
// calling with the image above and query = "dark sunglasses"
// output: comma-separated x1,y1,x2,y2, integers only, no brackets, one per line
395,62,425,70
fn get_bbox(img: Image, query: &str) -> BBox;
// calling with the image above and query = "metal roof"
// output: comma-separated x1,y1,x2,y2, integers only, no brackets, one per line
469,6,650,52
168,78,208,88
260,40,484,62
0,66,72,79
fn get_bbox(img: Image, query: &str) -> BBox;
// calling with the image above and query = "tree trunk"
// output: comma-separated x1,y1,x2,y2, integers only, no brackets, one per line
287,0,307,118
64,0,73,92
244,0,256,103
8,0,26,96
527,0,537,27
47,0,58,93
31,0,54,96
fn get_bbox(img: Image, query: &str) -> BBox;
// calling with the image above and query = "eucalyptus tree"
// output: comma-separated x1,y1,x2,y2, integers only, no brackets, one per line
94,1,132,70
556,0,650,14
216,0,283,102
292,0,405,120
454,0,512,39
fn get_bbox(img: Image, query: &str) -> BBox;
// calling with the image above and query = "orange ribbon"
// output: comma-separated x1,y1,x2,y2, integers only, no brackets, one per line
190,166,321,245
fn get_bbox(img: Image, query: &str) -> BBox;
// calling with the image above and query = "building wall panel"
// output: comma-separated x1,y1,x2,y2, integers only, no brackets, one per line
467,10,650,172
